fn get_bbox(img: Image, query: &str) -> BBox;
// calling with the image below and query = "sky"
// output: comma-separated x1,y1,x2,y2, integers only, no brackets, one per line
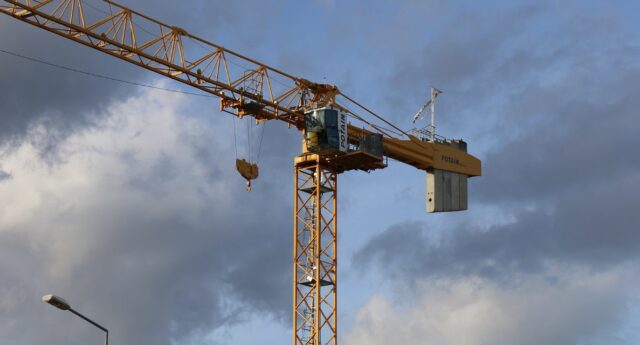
1,0,639,344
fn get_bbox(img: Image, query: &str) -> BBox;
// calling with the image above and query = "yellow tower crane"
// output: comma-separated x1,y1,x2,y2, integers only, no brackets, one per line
0,1,482,344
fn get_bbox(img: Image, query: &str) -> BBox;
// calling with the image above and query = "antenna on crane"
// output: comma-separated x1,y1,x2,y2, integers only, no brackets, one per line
412,87,442,141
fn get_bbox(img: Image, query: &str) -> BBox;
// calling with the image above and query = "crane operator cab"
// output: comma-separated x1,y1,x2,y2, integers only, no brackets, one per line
304,107,348,155
303,107,387,172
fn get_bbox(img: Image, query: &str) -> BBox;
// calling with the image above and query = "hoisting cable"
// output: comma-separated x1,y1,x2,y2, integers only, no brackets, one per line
247,116,252,162
339,91,412,138
256,121,267,164
232,117,239,159
233,116,259,192
340,106,401,139
339,92,430,152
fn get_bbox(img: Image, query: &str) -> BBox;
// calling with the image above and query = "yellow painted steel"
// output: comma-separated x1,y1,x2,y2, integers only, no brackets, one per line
293,157,338,345
0,0,481,178
348,126,481,176
0,0,319,128
0,1,482,344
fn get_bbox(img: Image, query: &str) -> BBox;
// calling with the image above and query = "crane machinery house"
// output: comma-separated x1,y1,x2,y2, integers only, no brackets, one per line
304,107,384,160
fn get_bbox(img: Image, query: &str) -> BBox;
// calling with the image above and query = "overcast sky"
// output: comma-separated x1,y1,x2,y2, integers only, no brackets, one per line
1,1,639,344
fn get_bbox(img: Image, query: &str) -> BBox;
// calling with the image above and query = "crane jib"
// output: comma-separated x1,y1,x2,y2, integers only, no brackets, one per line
0,0,481,177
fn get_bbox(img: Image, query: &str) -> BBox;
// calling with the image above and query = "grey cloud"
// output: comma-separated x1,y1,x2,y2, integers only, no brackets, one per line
0,0,288,147
2,1,639,344
0,2,311,342
355,168,640,282
354,1,640,283
471,29,640,202
347,2,640,342
476,90,640,203
0,90,297,345
379,2,637,140
0,17,146,144
344,269,638,345
0,166,9,181
379,4,543,124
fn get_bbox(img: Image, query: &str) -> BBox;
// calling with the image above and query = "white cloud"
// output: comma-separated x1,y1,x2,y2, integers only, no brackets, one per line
344,267,638,345
0,85,291,345
0,87,230,277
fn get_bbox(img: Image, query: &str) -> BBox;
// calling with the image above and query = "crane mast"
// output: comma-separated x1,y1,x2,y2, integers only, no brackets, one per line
1,1,482,344
294,159,338,345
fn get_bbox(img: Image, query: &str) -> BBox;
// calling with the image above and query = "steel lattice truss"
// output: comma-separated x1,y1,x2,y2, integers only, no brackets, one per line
0,0,483,176
0,0,345,128
294,161,337,345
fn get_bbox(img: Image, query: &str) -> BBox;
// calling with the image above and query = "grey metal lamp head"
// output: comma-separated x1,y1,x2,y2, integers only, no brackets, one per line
42,294,71,311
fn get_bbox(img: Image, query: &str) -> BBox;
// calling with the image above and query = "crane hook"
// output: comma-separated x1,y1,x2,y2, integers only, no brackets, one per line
236,158,259,192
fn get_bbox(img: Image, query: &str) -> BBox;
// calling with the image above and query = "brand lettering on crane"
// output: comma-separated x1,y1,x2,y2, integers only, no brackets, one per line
338,112,348,152
442,155,460,165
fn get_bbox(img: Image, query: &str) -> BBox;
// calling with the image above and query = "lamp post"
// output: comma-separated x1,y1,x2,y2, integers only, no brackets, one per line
42,294,109,345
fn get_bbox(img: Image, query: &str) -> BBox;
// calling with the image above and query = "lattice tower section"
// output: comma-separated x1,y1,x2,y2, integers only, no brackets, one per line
293,158,338,345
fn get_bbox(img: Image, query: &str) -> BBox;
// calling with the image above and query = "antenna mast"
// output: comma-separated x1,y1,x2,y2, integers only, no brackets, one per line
429,87,442,141
412,86,442,141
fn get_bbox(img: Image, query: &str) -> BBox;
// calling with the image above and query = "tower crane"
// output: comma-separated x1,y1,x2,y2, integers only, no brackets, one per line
0,1,482,344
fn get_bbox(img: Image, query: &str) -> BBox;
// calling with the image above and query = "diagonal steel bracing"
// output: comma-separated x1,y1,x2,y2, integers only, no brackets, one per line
293,157,337,345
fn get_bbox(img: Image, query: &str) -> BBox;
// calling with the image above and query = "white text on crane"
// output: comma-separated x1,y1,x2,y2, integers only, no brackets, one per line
338,112,348,152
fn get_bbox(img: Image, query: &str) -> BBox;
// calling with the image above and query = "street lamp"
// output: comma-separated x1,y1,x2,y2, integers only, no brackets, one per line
42,294,109,345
